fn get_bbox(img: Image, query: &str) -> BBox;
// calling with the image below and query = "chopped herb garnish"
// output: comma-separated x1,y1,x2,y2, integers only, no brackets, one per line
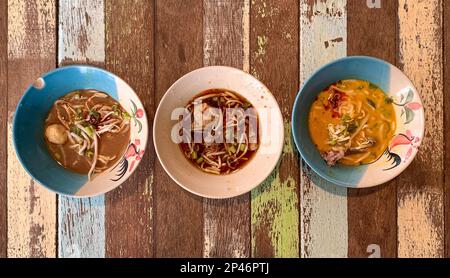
341,114,351,123
122,112,131,120
347,123,358,133
357,85,365,90
70,125,81,136
330,140,337,146
385,97,394,104
196,157,204,164
369,83,379,90
89,110,100,120
240,144,246,151
242,102,252,110
84,125,95,137
367,98,377,108
229,145,237,154
191,151,198,160
85,150,94,158
112,104,119,111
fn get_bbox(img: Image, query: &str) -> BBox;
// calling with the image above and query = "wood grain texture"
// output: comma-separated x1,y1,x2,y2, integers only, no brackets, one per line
250,0,300,258
202,0,250,258
0,0,7,258
7,0,56,258
397,0,444,258
346,0,398,258
105,0,154,258
444,0,450,259
299,0,348,258
57,0,105,259
154,0,204,258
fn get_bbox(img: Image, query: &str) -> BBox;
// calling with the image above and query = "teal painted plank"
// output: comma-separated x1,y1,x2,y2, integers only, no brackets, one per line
57,0,105,258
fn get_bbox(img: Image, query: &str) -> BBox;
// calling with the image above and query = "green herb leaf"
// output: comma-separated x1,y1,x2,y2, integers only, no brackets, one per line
122,111,131,120
347,123,358,133
357,85,365,90
196,157,204,164
341,114,351,123
191,151,198,160
70,125,81,136
369,83,379,90
385,97,394,104
84,125,95,137
229,145,237,154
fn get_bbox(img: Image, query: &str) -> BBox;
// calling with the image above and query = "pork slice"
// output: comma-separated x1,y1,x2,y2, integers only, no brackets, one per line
321,150,345,166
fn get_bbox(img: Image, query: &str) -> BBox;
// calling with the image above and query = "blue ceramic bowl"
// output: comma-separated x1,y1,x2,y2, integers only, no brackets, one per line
13,66,148,197
292,56,424,188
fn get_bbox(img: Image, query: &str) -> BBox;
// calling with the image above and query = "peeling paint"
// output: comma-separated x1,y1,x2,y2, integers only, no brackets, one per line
299,0,348,258
397,0,444,258
252,123,299,258
58,0,106,258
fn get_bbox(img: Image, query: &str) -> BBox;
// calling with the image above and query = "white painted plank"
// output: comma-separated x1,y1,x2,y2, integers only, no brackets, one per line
7,0,57,258
57,0,105,258
299,0,348,258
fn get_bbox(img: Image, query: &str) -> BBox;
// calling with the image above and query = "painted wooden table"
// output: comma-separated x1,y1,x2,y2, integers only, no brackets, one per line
0,0,448,258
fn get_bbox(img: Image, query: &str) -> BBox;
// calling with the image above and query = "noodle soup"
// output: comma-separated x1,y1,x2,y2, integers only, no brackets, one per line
179,89,259,175
309,80,396,166
44,90,131,180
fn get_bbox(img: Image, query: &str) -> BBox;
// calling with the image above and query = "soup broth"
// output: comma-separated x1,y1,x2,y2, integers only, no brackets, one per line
179,89,259,175
308,80,397,166
45,90,131,179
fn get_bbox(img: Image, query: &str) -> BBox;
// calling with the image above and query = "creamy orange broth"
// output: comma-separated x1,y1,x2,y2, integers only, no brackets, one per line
308,80,396,166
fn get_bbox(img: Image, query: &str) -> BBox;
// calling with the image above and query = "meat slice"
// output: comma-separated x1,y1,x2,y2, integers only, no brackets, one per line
321,150,345,166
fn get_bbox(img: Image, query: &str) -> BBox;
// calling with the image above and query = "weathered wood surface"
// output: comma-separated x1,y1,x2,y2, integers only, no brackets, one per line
300,0,348,258
347,0,398,258
0,0,449,258
58,0,105,259
397,0,444,258
250,0,300,258
0,0,7,258
203,0,251,258
104,0,154,258
154,0,204,258
7,0,57,258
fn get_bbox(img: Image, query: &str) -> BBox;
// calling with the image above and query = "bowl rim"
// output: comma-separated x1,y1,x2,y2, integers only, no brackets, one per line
291,55,425,188
13,64,149,198
153,65,284,199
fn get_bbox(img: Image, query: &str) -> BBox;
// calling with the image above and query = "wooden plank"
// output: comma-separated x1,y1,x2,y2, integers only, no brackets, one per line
57,0,105,259
202,0,250,258
397,0,444,258
346,0,398,258
7,0,57,258
104,0,154,258
299,0,348,258
154,0,204,257
444,0,450,259
250,0,300,258
0,0,7,258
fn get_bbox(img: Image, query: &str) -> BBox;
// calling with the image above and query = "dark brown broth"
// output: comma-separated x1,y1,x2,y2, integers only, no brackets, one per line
179,89,259,175
45,90,130,174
